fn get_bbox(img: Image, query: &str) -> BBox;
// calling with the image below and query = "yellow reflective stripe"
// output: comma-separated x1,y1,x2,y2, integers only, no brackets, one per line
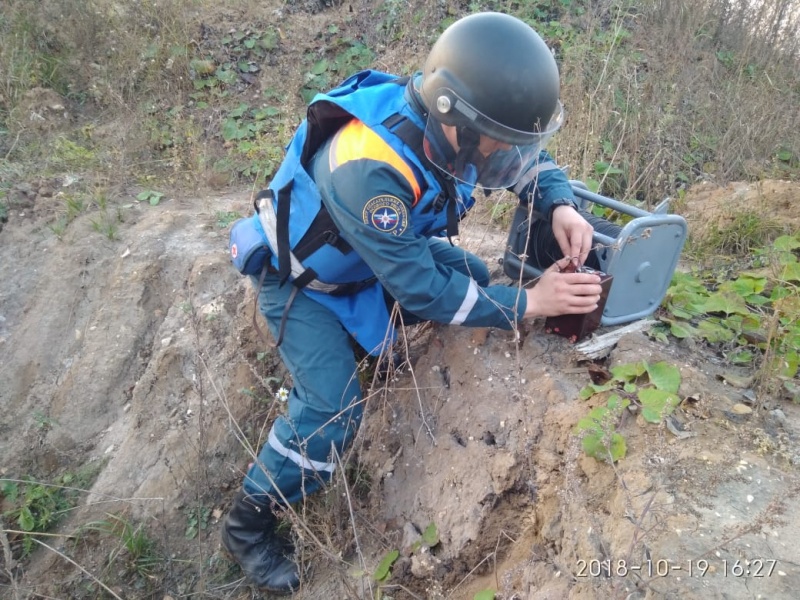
330,119,422,201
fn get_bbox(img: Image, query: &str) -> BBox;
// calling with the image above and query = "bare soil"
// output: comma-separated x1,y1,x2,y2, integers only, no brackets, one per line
2,2,800,599
2,175,799,600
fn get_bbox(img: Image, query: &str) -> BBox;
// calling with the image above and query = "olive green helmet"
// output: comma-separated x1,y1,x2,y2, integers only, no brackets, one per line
419,12,564,188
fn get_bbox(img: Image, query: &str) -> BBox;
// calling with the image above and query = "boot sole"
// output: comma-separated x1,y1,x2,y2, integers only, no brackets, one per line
219,544,299,596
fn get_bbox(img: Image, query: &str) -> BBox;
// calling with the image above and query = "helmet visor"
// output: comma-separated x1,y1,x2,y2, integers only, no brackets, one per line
423,88,564,189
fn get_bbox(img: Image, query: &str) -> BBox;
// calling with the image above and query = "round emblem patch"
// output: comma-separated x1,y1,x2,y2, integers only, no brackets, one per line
363,195,408,235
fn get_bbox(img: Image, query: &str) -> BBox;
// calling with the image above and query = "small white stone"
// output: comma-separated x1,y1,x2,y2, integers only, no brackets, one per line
747,495,754,503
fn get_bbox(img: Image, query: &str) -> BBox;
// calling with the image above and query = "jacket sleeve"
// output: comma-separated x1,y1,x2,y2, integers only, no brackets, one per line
317,155,527,330
512,150,577,218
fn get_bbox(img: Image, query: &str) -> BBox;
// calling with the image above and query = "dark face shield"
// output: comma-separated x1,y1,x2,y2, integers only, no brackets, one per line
422,87,564,189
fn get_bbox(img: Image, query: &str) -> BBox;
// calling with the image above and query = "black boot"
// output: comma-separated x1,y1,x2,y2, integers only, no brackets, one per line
221,489,300,594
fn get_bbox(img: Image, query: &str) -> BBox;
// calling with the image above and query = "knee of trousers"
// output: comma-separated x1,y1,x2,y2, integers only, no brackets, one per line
467,257,490,287
243,406,363,503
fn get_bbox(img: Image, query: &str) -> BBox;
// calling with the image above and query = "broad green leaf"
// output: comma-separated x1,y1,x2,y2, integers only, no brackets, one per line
638,388,681,423
646,362,681,393
610,361,646,382
669,321,697,339
607,395,630,411
779,351,798,378
221,119,241,141
582,432,627,462
579,383,613,400
373,549,399,582
720,274,766,299
217,68,238,85
229,103,248,118
666,305,697,320
651,329,669,343
474,590,496,600
773,235,800,252
584,178,601,193
594,161,624,175
697,320,735,343
311,59,329,75
729,349,754,364
576,409,605,433
260,31,278,50
702,292,749,316
780,262,800,283
422,522,439,547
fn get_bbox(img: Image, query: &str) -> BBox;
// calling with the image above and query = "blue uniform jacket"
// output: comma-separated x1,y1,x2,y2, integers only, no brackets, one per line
259,70,575,354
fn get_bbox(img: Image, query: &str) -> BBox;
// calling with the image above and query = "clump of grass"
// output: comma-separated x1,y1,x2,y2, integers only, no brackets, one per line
691,210,786,257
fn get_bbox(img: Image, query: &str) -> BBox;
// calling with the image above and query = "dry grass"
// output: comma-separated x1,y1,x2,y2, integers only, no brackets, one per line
553,0,800,205
1,0,798,205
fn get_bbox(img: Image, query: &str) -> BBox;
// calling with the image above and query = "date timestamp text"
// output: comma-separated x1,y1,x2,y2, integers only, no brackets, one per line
576,558,778,578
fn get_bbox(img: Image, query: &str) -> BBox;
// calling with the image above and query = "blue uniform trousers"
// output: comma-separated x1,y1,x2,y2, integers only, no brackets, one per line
242,237,490,504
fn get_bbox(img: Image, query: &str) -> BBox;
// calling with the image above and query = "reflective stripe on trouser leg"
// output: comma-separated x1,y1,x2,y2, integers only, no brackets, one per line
395,237,490,325
243,272,363,505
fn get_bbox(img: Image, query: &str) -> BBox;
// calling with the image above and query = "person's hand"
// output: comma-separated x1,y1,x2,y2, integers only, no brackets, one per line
551,204,594,268
523,258,603,318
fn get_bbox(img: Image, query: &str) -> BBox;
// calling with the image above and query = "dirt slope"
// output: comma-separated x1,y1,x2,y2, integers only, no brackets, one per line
1,179,799,600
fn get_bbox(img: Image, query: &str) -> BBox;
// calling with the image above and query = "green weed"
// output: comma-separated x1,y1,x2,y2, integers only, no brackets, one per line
215,210,241,228
51,137,97,171
184,504,211,539
82,513,161,577
300,37,374,104
1,462,103,557
373,548,399,583
1,477,74,556
89,214,119,240
489,200,515,227
662,233,800,384
577,360,683,462
575,395,630,462
136,189,164,206
217,101,286,182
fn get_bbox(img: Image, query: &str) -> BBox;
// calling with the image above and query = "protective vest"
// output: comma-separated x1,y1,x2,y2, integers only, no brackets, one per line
256,70,476,354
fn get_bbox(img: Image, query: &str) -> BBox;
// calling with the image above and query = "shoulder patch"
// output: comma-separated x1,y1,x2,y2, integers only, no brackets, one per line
363,195,408,235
